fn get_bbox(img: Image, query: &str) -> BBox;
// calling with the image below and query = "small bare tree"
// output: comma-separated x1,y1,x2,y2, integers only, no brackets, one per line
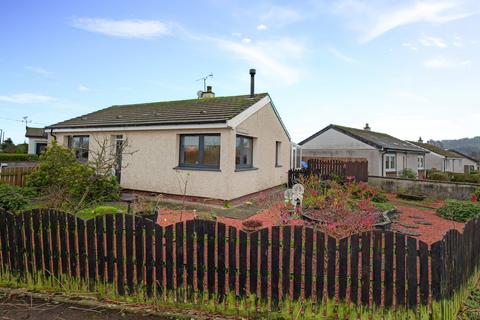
72,135,138,212
174,170,191,222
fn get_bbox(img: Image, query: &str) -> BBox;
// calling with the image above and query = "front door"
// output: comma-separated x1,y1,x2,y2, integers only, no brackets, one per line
35,143,47,155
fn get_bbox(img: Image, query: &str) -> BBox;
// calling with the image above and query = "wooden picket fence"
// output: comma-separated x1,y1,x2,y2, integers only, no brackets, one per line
0,167,35,187
0,208,479,318
288,159,368,187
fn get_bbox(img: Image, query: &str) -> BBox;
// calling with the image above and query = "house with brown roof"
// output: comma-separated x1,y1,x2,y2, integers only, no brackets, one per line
407,139,478,173
299,124,428,178
46,73,291,201
25,127,47,155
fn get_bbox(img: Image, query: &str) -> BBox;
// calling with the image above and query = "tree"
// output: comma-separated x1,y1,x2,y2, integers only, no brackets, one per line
0,138,16,153
27,138,136,212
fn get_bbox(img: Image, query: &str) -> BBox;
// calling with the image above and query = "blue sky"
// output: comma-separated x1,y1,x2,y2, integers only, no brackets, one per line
1,0,479,144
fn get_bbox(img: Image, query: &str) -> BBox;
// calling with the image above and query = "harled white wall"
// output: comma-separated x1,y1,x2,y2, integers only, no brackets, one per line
49,103,290,200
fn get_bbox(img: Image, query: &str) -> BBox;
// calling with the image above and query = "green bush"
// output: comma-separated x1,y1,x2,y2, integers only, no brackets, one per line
454,173,480,183
474,188,480,199
436,200,480,222
0,183,30,212
26,142,120,210
429,171,451,181
400,168,417,179
371,192,388,203
373,201,396,212
0,153,38,162
77,205,123,220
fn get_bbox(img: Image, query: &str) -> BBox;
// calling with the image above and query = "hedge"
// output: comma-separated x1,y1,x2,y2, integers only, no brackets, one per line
0,153,39,162
427,170,480,184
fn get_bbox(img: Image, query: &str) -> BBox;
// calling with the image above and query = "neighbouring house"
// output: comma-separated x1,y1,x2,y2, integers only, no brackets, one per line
298,124,428,178
46,74,291,201
25,127,47,155
407,138,472,173
448,150,479,173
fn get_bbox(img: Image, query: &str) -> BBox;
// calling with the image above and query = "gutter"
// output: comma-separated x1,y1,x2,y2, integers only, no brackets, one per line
50,128,57,141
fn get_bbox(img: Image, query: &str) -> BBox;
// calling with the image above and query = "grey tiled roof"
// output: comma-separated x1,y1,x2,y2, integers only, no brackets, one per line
48,93,269,129
408,141,460,158
300,124,427,153
25,127,47,138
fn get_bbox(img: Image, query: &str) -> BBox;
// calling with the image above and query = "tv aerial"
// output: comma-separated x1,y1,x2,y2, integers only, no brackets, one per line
196,73,213,92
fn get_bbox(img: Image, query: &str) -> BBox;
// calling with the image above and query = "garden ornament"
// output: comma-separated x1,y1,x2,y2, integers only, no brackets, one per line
284,183,305,209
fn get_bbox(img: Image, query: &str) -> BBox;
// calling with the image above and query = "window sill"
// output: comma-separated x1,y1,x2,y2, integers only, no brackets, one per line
173,166,221,172
275,165,283,168
235,167,258,172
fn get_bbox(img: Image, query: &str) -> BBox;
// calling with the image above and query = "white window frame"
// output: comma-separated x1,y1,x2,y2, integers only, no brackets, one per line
417,155,425,170
385,154,396,172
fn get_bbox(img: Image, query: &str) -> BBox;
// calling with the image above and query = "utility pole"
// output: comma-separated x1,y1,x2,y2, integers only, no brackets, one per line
22,116,31,144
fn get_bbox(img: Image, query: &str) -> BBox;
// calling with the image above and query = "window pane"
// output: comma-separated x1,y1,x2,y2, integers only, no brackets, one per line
243,137,252,166
385,157,389,169
72,137,81,149
276,142,281,166
182,136,199,165
203,135,220,165
235,137,241,165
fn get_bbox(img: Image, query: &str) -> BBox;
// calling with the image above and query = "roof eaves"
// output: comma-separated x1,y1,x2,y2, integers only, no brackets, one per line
47,119,228,130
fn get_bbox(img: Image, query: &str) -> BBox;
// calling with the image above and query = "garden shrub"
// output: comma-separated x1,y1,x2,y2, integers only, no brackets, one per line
77,205,123,220
400,168,417,179
0,153,38,162
373,201,396,212
474,188,480,200
436,200,480,222
298,176,381,237
429,171,451,181
455,173,480,183
0,183,30,212
26,142,120,211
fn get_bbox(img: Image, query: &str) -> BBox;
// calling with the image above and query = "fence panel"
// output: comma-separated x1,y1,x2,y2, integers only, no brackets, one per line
1,208,480,319
0,166,35,187
288,159,368,187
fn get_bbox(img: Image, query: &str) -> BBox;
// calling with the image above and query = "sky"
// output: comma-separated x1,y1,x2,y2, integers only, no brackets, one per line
1,0,479,144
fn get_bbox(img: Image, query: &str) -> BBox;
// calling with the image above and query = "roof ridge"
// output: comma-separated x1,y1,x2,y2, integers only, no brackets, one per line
47,93,270,129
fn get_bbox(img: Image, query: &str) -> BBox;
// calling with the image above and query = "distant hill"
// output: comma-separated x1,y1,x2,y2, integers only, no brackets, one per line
428,137,480,160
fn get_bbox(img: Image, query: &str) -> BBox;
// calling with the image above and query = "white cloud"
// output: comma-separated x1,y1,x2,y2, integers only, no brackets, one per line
24,66,51,76
241,38,252,44
260,6,303,27
419,35,447,47
78,84,90,92
452,35,463,47
257,24,268,30
232,32,242,37
71,18,170,39
0,93,57,104
210,37,304,85
424,56,471,68
336,1,475,42
402,42,418,51
328,47,356,63
391,90,429,103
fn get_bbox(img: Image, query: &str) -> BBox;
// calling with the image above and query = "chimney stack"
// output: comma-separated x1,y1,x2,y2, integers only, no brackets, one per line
200,86,215,98
364,123,371,131
249,69,256,97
